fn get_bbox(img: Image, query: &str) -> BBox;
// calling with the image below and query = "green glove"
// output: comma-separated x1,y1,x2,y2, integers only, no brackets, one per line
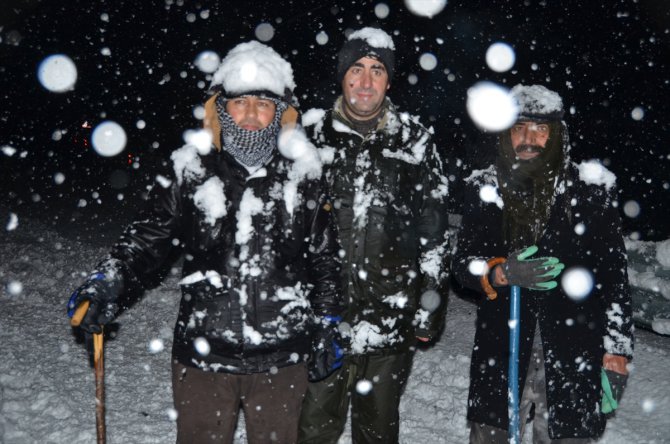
502,246,565,290
601,368,628,414
601,368,618,414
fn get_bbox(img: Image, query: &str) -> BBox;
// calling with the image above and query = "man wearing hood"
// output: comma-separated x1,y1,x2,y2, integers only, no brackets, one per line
298,27,450,443
67,41,342,443
453,84,633,442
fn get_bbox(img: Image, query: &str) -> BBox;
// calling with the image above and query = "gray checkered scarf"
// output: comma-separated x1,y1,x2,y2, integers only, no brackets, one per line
215,96,287,168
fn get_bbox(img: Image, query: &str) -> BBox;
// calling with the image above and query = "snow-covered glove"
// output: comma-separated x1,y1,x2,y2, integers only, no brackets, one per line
307,315,344,382
500,246,564,290
67,272,120,334
601,368,628,415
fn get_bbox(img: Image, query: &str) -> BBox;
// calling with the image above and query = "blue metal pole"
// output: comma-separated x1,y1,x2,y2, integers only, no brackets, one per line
508,285,521,444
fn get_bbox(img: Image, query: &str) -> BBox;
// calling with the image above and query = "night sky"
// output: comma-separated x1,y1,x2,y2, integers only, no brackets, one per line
1,0,669,239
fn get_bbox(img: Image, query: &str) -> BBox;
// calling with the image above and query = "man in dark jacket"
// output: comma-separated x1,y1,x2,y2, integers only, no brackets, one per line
298,27,450,443
67,41,343,444
453,84,634,443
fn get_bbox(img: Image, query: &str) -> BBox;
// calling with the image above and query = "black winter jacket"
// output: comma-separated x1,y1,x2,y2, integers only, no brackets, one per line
453,161,634,439
102,144,342,374
305,99,450,354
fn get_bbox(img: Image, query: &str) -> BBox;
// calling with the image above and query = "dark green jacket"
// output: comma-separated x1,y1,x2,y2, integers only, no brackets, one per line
304,98,450,354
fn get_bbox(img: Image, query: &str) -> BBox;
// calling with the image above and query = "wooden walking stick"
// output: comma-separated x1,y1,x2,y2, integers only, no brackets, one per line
71,300,106,444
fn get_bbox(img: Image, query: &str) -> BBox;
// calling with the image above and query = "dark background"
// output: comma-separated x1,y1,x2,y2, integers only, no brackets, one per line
1,0,669,240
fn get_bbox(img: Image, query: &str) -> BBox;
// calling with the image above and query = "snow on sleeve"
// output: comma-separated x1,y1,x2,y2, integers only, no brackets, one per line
349,321,401,354
171,145,205,185
464,165,497,186
577,160,616,191
420,242,448,279
604,302,634,357
348,27,395,50
464,165,504,208
193,176,227,226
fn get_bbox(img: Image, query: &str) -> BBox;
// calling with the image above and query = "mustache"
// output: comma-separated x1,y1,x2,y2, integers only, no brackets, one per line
514,144,543,155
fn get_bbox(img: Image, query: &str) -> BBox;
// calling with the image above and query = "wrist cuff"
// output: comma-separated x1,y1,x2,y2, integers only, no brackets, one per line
480,257,507,300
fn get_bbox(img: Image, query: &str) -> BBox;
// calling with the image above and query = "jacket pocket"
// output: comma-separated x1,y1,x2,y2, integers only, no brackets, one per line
180,276,241,344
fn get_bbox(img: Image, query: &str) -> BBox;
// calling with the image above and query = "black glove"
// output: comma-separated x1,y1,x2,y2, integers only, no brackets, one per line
67,272,119,334
501,246,564,290
307,315,344,382
601,368,628,415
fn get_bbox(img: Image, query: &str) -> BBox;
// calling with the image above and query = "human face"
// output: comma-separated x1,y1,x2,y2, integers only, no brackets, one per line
341,56,390,121
225,96,277,131
509,121,550,160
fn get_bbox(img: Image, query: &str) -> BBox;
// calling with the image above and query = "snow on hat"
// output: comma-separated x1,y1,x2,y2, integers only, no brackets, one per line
210,41,296,103
337,27,395,83
511,84,565,121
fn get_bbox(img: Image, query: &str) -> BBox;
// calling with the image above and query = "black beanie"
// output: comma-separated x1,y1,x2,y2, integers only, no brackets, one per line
336,29,395,83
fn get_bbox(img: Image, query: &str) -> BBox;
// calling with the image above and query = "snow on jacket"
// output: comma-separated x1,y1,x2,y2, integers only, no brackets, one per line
452,160,634,438
304,98,450,354
100,112,342,375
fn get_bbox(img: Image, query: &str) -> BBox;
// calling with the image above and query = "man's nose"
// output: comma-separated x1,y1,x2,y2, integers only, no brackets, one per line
246,104,258,118
523,127,537,144
361,71,373,88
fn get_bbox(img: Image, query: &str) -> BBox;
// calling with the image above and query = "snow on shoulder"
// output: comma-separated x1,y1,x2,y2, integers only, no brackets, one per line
301,108,326,128
511,84,563,117
348,27,395,50
171,144,205,185
210,41,295,98
381,112,430,165
577,159,617,191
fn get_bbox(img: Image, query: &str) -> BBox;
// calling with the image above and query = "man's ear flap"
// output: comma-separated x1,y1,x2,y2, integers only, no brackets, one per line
203,94,222,151
281,105,299,128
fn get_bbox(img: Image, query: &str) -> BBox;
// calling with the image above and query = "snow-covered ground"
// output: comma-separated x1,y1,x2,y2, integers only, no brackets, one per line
1,210,669,443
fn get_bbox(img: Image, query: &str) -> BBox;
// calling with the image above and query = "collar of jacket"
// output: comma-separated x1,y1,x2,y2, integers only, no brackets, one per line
332,96,394,138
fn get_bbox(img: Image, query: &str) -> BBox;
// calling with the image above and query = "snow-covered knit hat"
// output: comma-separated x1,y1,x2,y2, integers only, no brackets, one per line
511,84,564,121
337,27,395,83
210,41,296,104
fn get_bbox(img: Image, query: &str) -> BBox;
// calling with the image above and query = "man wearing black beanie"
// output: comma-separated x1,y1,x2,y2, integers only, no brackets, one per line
298,27,451,443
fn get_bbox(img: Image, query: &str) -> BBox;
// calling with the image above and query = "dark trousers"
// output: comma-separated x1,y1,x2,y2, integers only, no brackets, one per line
469,330,593,444
172,361,308,444
298,351,414,444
